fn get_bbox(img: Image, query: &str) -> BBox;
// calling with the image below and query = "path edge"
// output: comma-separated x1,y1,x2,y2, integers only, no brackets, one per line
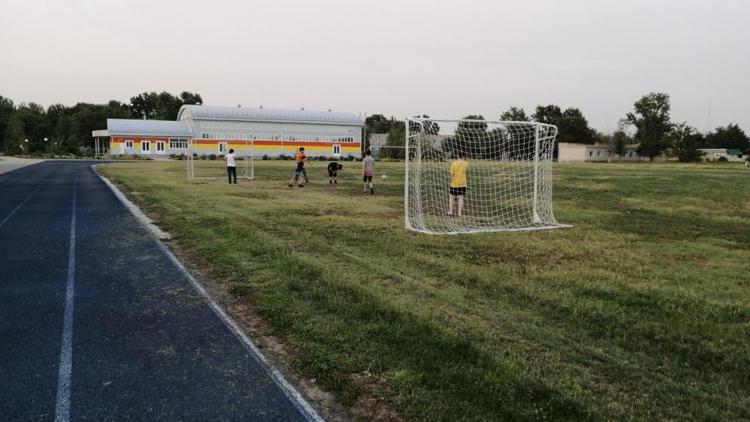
91,164,325,422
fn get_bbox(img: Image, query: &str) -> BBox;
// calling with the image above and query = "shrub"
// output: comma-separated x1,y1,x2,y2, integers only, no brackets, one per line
262,154,269,160
718,156,728,162
209,154,217,160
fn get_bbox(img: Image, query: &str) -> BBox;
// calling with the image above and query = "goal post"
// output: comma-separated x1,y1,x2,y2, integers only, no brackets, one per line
404,117,570,234
187,140,255,181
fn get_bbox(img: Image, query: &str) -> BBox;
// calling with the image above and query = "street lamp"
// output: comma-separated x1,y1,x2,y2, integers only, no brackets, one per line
23,138,28,154
44,137,49,154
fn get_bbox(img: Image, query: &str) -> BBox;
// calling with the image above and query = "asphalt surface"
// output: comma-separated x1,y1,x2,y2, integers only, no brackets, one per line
0,161,318,421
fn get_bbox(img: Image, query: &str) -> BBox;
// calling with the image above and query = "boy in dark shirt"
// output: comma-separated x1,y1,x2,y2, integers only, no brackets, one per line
327,162,343,184
288,159,306,188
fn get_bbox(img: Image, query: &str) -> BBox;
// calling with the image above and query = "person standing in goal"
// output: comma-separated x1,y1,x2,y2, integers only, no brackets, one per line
362,150,375,194
447,153,468,216
224,148,237,184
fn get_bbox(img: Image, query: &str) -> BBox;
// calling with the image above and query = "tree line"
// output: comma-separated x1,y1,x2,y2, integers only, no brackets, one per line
369,94,749,162
0,91,202,155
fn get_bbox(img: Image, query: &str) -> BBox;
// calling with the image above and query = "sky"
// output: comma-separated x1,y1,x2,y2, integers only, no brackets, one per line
1,0,748,133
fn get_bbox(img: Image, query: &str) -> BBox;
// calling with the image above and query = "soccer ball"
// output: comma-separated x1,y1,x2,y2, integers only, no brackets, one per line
381,174,387,180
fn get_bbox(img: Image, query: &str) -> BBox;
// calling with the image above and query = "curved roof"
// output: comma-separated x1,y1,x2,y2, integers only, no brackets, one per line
105,119,192,137
178,105,363,126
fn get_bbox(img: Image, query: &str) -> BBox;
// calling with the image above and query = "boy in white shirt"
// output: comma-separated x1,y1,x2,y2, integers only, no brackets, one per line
224,149,237,184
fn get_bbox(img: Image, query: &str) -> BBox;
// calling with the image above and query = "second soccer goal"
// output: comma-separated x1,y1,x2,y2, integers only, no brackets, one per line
404,117,570,234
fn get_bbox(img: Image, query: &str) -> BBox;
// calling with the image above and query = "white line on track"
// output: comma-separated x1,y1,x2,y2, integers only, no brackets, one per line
94,167,324,421
54,173,77,422
0,184,42,230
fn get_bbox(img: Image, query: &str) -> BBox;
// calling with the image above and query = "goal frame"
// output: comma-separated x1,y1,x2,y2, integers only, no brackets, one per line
187,139,255,181
404,117,570,235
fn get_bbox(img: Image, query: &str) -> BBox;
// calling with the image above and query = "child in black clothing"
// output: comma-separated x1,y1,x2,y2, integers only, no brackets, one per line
327,162,343,184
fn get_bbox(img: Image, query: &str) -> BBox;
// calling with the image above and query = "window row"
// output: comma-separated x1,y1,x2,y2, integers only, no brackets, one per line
123,139,188,149
588,150,638,158
200,133,357,142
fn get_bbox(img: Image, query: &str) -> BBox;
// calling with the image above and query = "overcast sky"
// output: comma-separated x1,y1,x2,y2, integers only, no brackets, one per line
1,0,748,133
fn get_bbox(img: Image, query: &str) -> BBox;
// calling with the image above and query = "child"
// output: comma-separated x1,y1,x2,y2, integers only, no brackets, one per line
327,161,343,184
295,147,310,183
362,150,375,194
288,159,306,188
223,148,237,184
447,153,468,216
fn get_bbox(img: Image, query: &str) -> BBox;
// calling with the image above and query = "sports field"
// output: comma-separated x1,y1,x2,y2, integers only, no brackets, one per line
99,160,750,421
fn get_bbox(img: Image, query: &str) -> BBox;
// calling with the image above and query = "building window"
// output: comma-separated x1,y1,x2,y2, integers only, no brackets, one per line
156,141,165,152
141,141,150,152
218,142,227,153
125,140,133,148
169,139,188,149
589,151,593,157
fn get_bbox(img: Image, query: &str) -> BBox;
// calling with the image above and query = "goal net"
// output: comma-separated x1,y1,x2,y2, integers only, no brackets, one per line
187,140,255,181
405,117,569,234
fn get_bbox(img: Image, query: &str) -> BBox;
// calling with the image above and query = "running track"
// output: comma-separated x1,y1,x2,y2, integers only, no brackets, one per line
0,161,320,421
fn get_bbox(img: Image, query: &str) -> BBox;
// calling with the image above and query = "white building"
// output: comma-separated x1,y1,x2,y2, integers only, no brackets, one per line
93,105,364,159
558,142,648,163
698,148,745,162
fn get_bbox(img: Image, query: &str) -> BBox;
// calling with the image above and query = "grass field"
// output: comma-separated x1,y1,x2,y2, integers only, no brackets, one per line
99,160,750,421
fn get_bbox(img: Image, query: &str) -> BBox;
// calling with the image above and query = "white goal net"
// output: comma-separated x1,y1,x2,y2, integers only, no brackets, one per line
187,140,255,181
405,117,569,234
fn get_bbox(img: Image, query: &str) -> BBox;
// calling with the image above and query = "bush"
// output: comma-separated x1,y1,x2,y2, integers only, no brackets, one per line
718,156,728,162
200,154,207,160
262,154,269,160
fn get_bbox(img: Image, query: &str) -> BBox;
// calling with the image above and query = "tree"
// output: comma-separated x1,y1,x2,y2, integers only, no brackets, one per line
3,113,26,154
668,123,704,162
411,114,440,135
531,105,563,126
179,91,203,106
705,123,750,152
455,115,491,159
557,108,595,143
365,114,391,134
500,106,529,122
610,130,630,160
625,92,672,161
129,92,159,120
0,95,15,152
384,120,406,159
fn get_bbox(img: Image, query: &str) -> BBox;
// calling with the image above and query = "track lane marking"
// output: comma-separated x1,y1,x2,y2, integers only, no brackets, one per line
54,173,77,422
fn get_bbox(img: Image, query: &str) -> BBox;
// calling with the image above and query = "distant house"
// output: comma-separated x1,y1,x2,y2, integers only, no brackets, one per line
558,142,648,163
698,148,744,162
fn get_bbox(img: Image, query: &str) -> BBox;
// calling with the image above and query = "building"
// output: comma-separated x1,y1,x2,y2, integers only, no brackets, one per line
698,148,745,162
558,142,648,163
92,105,364,158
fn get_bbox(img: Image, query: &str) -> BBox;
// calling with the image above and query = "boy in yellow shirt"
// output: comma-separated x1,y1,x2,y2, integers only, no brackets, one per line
448,153,468,216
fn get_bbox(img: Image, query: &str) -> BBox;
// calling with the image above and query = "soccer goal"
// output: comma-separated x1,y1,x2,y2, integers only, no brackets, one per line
404,117,570,234
187,140,255,181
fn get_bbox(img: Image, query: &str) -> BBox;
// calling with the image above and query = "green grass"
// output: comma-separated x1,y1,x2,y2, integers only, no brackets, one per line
99,160,750,421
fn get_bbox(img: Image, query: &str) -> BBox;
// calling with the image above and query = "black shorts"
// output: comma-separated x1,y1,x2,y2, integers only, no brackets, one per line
328,169,338,177
449,187,466,196
363,175,373,182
